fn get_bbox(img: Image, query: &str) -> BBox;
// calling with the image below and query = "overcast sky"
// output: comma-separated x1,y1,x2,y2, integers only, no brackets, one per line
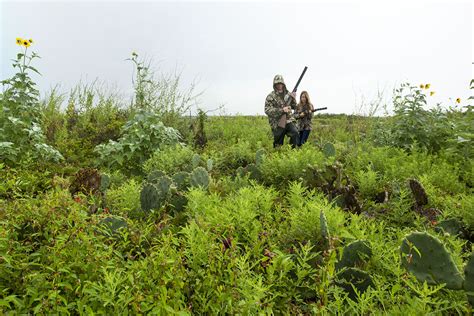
1,0,472,115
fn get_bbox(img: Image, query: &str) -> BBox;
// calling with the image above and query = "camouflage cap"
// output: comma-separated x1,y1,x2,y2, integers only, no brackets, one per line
273,74,286,90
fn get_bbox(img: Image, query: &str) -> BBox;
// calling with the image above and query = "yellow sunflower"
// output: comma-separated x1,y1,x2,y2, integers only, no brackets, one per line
22,39,31,47
420,84,425,89
28,38,34,44
425,84,431,89
456,98,461,104
16,37,23,46
430,91,435,96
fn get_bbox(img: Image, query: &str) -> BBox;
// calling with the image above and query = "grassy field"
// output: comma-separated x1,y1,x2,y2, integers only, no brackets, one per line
1,46,473,314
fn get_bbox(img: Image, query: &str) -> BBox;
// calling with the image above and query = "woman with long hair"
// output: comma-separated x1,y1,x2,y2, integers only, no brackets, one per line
295,91,314,145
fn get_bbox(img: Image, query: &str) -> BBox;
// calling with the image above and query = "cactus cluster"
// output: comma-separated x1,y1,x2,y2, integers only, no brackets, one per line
400,231,474,305
140,167,210,213
140,178,174,212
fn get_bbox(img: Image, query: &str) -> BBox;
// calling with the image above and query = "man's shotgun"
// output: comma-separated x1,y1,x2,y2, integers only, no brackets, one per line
278,66,308,128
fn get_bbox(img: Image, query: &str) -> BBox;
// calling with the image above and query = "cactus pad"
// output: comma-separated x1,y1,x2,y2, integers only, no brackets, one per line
98,216,127,237
400,232,463,290
465,252,474,306
207,159,213,172
190,167,210,189
323,142,336,157
192,154,201,169
336,240,372,271
245,163,262,181
100,174,110,192
147,170,166,183
256,148,266,167
172,171,191,191
140,183,160,211
336,267,374,300
435,218,464,237
320,210,330,247
169,192,188,213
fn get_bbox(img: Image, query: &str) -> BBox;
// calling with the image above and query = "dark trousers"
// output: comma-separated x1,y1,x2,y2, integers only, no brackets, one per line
273,123,299,148
299,130,311,145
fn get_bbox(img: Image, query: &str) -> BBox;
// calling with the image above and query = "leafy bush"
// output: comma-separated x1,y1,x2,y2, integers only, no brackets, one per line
372,83,454,153
95,110,181,174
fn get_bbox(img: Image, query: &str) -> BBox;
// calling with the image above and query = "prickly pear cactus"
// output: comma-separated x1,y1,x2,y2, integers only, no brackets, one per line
400,232,463,290
336,240,372,271
323,142,336,157
192,154,201,169
336,267,374,300
320,210,330,247
465,252,474,306
156,176,172,199
140,183,160,211
172,171,191,191
245,163,262,181
147,170,166,183
207,159,213,172
435,218,464,237
169,192,188,213
100,174,110,192
236,166,246,178
98,216,127,237
190,167,210,189
256,148,266,168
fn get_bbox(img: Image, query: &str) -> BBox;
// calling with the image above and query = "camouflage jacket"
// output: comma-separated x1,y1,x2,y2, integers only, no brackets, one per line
295,103,314,131
264,90,297,131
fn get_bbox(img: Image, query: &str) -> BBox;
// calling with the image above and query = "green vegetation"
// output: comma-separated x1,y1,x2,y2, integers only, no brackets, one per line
0,40,473,314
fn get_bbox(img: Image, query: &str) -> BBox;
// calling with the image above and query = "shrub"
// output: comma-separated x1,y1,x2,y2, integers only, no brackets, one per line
94,110,181,174
372,82,454,153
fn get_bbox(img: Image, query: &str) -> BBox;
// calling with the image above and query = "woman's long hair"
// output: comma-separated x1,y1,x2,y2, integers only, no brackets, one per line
299,91,314,111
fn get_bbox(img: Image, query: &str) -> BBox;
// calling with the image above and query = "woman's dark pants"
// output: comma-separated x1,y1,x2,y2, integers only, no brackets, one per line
299,130,311,145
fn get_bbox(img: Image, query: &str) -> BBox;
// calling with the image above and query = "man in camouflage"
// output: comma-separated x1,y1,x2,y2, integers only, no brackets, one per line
264,75,299,148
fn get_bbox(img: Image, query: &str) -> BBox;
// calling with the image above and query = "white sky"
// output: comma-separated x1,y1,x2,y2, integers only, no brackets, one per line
1,0,473,115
